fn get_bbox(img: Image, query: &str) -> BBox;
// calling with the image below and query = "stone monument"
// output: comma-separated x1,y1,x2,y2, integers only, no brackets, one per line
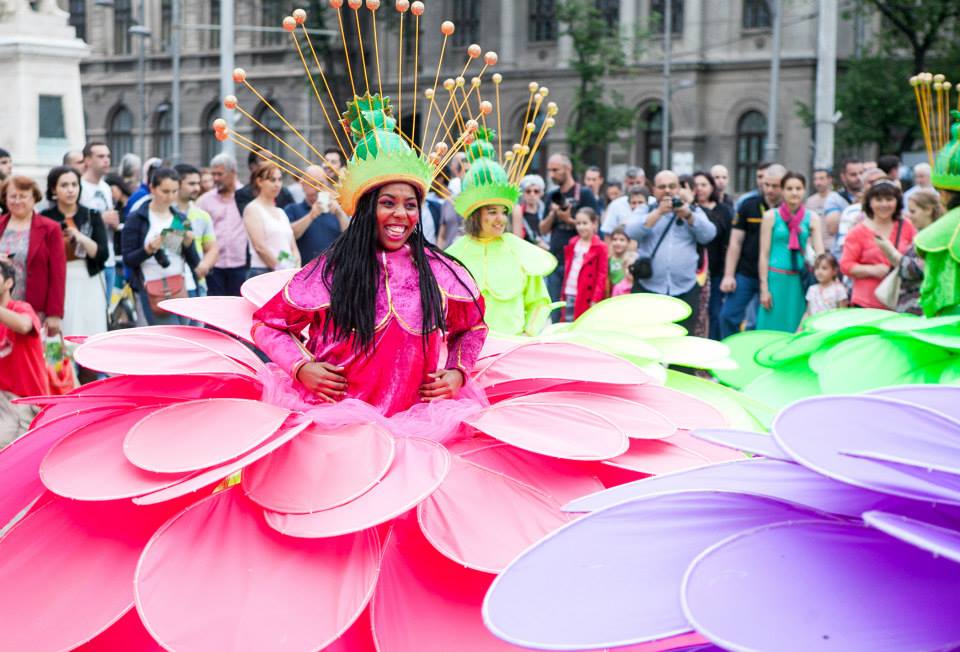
0,0,89,179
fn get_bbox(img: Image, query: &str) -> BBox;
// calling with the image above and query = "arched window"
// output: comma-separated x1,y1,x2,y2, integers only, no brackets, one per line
154,104,173,161
735,110,767,192
742,0,771,29
106,106,134,159
201,102,222,166
253,102,287,157
636,103,665,176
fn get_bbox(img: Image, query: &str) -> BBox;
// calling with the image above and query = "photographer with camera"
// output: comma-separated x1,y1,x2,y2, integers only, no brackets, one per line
625,170,716,333
122,168,199,325
539,154,599,307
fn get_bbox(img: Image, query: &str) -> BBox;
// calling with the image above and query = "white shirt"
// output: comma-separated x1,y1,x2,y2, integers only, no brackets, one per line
80,177,115,265
564,240,589,296
248,202,296,269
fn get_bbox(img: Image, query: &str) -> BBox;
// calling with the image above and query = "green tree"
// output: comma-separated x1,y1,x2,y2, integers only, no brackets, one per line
831,0,960,154
557,0,642,171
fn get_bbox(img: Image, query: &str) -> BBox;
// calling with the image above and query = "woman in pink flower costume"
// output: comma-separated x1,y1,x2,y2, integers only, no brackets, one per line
0,9,741,652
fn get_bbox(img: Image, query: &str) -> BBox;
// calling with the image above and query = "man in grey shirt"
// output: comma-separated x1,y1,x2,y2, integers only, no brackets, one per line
626,170,716,333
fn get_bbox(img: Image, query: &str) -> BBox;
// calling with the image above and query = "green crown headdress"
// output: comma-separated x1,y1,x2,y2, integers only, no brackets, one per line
911,73,960,192
211,1,538,216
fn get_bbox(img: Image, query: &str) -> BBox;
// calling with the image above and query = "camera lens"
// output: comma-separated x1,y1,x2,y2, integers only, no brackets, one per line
154,248,170,268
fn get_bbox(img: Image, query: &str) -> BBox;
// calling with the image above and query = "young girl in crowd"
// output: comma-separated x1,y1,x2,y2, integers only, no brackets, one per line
607,226,631,296
612,251,637,296
562,207,608,321
803,252,848,320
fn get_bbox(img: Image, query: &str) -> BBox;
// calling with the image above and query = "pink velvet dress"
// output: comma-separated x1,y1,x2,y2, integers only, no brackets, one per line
252,244,487,417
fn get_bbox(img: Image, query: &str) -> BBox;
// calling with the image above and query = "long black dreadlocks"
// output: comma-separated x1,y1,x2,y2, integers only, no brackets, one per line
315,186,479,353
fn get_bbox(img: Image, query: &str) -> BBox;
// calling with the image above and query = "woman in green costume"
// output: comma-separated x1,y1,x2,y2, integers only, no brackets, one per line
446,128,558,336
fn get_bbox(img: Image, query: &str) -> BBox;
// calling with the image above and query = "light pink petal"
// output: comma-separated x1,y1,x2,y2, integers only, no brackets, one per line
478,334,524,359
666,429,745,463
244,422,395,514
497,391,677,440
75,329,257,377
135,488,380,652
73,372,263,401
0,406,128,528
459,443,604,506
128,325,265,371
75,609,164,651
603,438,713,476
464,401,629,461
265,437,450,538
371,516,525,652
133,418,312,506
241,267,298,306
159,296,258,343
482,378,577,403
124,399,291,473
0,497,183,651
474,342,652,389
418,456,571,573
563,382,728,430
41,407,192,501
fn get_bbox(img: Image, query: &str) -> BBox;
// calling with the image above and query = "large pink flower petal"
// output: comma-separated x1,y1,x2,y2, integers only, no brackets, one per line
474,342,652,389
72,371,263,401
158,296,258,343
372,516,524,652
666,430,745,463
124,399,291,473
562,382,728,430
603,438,712,476
418,456,571,573
75,608,164,651
135,488,380,652
133,418,312,506
75,328,258,377
464,401,629,461
244,422,395,514
458,443,604,506
321,607,377,652
41,407,192,501
265,437,450,538
241,267,297,306
0,405,128,529
0,497,185,651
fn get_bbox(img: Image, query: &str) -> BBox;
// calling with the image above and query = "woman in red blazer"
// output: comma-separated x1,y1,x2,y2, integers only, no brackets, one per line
0,176,66,334
561,207,609,321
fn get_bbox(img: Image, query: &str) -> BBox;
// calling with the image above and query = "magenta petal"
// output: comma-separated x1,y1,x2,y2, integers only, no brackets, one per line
372,516,522,652
135,488,380,652
682,520,960,652
158,296,258,343
459,443,604,506
243,422,395,513
483,492,829,650
867,385,960,422
75,608,164,651
124,399,291,473
691,428,791,461
0,405,128,528
40,408,191,501
0,497,182,651
133,418,311,506
264,437,450,538
419,456,570,573
864,510,960,564
74,328,258,377
774,396,960,504
465,401,629,461
72,373,263,401
564,458,930,520
475,342,652,388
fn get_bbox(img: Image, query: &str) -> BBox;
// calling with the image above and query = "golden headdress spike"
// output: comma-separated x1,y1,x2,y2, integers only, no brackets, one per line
330,0,357,99
912,72,956,167
493,73,503,162
422,19,455,152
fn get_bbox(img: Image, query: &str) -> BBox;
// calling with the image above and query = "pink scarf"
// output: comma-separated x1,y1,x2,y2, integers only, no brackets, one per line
778,203,806,251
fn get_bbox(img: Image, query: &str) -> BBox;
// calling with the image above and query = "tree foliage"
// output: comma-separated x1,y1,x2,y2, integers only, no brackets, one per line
557,0,641,171
832,0,960,154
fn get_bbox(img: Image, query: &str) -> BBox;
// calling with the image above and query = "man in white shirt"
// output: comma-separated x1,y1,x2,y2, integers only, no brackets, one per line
79,142,120,300
601,167,648,240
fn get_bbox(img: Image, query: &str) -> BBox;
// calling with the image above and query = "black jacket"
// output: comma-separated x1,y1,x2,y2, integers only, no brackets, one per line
41,204,109,277
121,200,200,291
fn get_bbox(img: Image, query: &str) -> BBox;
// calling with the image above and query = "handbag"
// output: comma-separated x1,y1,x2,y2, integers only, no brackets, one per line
144,275,187,317
873,220,905,310
791,249,816,295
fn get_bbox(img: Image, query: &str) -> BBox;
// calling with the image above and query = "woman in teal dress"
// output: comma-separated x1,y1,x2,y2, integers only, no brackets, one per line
758,171,825,332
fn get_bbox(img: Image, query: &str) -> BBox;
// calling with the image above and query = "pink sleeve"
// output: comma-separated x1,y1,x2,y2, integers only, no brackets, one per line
839,227,862,276
444,295,488,375
251,292,316,380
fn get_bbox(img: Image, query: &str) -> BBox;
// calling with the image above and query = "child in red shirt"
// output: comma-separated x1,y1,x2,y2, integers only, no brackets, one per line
561,208,609,321
0,258,49,445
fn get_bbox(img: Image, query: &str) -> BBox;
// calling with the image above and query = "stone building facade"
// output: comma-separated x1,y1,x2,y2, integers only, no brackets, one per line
68,0,859,191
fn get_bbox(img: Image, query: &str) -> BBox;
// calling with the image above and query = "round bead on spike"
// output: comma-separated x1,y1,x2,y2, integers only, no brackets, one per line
479,100,493,115
232,68,247,83
223,95,238,109
492,73,503,84
293,8,307,23
411,1,424,16
467,44,482,59
330,0,344,8
396,0,410,11
282,16,297,31
441,20,455,35
348,0,363,9
484,51,498,66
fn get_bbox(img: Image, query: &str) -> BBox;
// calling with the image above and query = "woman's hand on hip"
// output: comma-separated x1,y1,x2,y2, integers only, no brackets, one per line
296,361,348,402
420,369,465,401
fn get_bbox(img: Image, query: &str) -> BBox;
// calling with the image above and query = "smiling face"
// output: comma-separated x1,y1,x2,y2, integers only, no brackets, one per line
575,210,597,239
476,204,508,239
375,183,421,251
